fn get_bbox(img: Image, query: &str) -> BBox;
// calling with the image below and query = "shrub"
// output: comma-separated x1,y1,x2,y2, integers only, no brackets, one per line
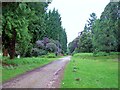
25,43,33,57
54,40,62,49
94,52,109,56
43,37,49,45
36,40,45,49
31,48,47,57
110,52,120,55
31,48,39,57
38,49,47,56
46,43,57,52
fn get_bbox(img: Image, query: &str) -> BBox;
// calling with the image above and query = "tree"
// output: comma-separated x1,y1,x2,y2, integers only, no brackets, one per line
77,13,97,53
92,2,118,53
2,2,35,59
45,8,67,53
2,2,67,59
59,28,67,53
87,13,97,33
45,8,62,40
68,37,79,54
28,2,49,43
78,25,92,52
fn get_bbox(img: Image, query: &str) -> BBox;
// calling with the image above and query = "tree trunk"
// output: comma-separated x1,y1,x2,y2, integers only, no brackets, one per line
3,48,8,56
8,29,16,59
2,29,9,57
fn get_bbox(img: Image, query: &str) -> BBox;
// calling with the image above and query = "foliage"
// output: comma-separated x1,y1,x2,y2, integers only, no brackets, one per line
68,2,119,54
28,2,49,43
78,13,97,53
68,37,79,54
2,2,67,59
45,9,67,53
31,48,47,57
43,37,49,46
68,13,97,53
2,2,35,59
78,27,93,52
59,28,67,53
46,43,57,52
92,2,118,53
36,40,45,49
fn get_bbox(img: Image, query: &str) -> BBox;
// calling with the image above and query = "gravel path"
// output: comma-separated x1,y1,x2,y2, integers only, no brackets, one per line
2,56,71,88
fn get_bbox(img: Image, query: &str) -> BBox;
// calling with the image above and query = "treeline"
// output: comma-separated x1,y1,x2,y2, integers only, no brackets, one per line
68,2,119,55
2,2,67,59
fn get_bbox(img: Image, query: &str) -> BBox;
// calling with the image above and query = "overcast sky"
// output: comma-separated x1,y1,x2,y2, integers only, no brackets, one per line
48,0,110,43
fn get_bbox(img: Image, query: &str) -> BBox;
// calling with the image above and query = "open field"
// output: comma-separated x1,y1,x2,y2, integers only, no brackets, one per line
61,53,118,88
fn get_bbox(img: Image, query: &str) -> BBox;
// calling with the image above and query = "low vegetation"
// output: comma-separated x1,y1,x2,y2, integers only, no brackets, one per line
61,53,118,88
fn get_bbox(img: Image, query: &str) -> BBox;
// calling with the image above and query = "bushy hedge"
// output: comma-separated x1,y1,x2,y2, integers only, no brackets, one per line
31,48,47,57
46,43,57,52
93,52,109,56
14,37,63,57
110,52,120,55
36,40,45,49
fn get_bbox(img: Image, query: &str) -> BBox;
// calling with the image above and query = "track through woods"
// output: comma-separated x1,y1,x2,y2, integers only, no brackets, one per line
2,56,71,88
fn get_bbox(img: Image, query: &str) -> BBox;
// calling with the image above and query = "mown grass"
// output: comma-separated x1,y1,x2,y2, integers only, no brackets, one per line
1,54,61,83
61,53,118,88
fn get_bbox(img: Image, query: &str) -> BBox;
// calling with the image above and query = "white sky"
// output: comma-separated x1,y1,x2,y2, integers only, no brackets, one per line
48,0,110,43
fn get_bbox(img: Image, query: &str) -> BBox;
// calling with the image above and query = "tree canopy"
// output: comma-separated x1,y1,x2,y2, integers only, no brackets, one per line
2,2,67,59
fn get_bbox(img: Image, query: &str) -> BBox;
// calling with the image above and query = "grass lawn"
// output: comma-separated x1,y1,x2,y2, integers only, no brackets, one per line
61,53,118,88
1,56,61,83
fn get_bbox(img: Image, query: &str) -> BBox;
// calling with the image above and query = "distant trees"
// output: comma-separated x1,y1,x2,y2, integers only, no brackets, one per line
68,37,79,54
68,2,119,55
68,13,97,54
2,2,67,59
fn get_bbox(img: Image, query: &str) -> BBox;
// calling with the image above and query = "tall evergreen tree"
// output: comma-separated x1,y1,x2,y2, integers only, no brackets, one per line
92,2,118,53
2,2,35,59
77,13,97,53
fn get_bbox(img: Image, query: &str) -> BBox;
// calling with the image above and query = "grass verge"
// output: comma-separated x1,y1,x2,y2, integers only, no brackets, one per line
61,53,118,88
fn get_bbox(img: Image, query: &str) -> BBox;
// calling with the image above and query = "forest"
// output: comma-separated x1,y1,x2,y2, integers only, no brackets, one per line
2,2,67,59
2,2,120,59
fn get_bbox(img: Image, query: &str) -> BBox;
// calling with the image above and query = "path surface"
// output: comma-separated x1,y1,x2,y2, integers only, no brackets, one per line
2,56,71,88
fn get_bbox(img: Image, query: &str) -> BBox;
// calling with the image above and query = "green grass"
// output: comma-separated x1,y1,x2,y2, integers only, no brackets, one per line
2,56,60,83
61,53,118,88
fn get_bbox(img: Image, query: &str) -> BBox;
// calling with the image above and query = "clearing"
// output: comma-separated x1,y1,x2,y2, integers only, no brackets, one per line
61,53,118,88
